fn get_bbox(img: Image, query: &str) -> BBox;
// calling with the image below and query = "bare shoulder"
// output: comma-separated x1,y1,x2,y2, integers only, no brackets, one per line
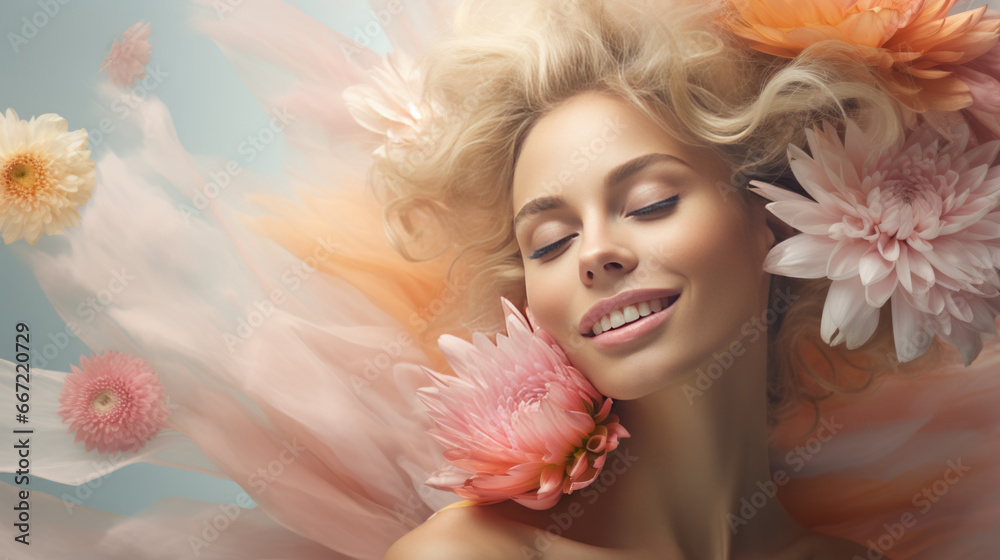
383,505,526,560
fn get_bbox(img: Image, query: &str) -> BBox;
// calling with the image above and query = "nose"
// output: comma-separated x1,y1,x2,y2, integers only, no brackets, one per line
578,224,638,286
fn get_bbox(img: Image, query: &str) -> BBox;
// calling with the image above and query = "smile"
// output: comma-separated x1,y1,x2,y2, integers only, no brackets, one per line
584,294,680,337
581,290,680,338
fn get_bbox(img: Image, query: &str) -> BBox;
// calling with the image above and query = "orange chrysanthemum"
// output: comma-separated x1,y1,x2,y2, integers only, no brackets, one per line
723,0,1000,113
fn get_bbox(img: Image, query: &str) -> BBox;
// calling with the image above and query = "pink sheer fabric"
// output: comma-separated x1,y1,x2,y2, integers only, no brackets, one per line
770,338,1000,558
1,0,998,558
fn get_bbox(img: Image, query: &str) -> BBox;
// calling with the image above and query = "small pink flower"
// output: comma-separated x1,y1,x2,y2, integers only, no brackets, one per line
750,120,1000,366
57,351,170,454
342,51,443,160
99,22,152,89
418,298,629,510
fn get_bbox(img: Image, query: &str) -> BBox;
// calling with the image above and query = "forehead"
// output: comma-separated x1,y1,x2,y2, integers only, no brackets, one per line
511,91,728,206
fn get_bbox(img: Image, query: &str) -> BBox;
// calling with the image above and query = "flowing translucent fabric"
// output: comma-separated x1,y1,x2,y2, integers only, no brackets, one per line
0,0,998,558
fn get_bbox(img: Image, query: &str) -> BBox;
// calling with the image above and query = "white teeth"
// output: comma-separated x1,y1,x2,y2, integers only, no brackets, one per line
589,296,676,336
623,305,640,322
609,310,625,329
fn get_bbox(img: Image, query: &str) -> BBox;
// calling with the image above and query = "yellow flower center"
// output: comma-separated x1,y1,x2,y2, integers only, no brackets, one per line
2,152,52,198
92,390,117,414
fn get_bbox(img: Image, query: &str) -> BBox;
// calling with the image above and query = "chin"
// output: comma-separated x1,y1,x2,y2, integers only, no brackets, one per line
574,342,715,402
575,356,680,402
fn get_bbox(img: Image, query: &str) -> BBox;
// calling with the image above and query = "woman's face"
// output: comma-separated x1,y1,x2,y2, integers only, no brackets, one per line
512,91,775,399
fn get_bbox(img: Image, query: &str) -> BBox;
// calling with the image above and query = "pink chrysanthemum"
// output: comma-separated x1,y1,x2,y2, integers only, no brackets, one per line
57,351,170,454
99,22,152,89
750,121,1000,366
418,298,630,510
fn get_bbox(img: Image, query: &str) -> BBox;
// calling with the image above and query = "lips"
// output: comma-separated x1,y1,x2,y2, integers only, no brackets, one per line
579,289,681,337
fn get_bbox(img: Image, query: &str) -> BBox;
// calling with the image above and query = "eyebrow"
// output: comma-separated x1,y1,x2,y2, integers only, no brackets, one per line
512,153,688,230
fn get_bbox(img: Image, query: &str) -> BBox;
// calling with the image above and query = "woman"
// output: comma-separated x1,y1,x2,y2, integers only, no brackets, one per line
386,90,877,558
375,0,993,557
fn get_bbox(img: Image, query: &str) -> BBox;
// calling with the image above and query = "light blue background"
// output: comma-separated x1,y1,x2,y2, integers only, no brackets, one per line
0,0,389,516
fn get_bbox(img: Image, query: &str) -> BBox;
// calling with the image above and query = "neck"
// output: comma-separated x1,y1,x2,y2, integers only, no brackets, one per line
603,323,805,558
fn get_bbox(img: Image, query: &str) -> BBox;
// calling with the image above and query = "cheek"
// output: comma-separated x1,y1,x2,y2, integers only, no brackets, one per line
524,266,589,352
524,268,564,332
680,217,767,322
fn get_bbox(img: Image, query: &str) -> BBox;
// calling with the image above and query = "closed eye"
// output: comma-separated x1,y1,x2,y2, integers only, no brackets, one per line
627,195,679,217
528,234,578,260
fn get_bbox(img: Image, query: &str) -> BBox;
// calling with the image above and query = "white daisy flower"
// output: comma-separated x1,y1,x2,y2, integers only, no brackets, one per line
0,108,97,244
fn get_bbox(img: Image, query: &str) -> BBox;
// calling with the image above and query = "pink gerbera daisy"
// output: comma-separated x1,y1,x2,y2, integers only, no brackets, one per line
419,298,630,510
99,22,153,89
750,120,1000,366
57,351,170,454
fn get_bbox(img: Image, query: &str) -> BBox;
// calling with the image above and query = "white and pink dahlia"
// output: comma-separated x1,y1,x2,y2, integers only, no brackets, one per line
58,351,170,454
0,109,96,245
419,298,629,510
99,22,152,89
751,121,1000,366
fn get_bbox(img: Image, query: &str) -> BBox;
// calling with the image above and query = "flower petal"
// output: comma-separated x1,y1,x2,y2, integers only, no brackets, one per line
821,279,881,348
891,292,936,362
764,235,839,277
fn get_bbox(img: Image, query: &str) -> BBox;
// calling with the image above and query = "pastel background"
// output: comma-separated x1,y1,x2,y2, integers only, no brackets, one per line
0,0,389,515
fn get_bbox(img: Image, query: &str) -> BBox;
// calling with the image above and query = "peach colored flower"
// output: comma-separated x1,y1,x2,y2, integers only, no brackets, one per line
0,109,96,245
723,0,1000,113
100,22,152,89
750,120,1000,366
952,36,1000,143
419,298,630,510
58,351,170,454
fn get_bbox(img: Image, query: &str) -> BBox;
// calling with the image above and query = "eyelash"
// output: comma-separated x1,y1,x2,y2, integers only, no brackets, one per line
527,195,680,260
628,194,679,217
